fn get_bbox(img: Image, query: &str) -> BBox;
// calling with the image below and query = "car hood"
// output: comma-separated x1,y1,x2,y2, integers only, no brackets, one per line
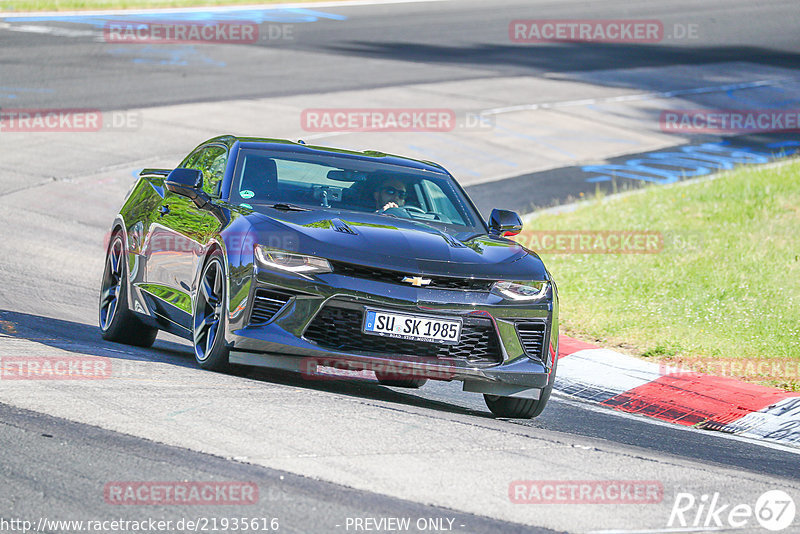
246,207,547,279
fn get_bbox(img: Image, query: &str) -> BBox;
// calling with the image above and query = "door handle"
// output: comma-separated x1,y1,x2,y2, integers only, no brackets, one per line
159,205,170,217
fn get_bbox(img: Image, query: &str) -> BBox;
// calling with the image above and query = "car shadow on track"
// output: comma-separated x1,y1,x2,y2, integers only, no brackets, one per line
0,309,490,420
0,308,197,367
323,40,800,75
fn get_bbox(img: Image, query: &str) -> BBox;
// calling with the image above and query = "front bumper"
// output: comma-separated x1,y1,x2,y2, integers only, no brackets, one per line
225,265,559,392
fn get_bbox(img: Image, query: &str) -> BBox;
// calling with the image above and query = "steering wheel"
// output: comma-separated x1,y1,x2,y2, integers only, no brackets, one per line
382,205,438,220
403,205,442,220
403,205,427,215
382,206,412,218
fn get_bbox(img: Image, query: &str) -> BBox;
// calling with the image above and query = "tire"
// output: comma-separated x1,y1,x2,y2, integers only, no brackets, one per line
99,232,158,347
484,394,544,419
375,370,427,389
484,355,558,419
192,250,231,371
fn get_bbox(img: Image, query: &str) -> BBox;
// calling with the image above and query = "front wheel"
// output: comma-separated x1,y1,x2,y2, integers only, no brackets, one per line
484,394,546,419
193,252,231,371
484,356,557,418
99,232,158,347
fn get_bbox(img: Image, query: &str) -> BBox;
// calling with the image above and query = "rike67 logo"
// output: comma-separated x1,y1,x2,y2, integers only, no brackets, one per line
669,490,796,531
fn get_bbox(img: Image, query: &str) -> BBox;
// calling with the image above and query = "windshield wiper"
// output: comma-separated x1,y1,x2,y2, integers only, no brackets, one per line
267,203,310,212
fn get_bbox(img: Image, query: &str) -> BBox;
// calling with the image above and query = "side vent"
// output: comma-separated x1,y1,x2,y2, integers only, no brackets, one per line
249,289,293,325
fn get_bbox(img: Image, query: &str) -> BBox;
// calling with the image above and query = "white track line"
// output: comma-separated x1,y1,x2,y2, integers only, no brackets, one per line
527,157,800,218
0,22,96,36
0,0,446,18
302,78,800,144
483,78,800,115
589,528,733,534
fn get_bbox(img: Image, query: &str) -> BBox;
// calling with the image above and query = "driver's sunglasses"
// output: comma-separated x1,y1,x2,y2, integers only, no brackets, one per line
382,187,407,199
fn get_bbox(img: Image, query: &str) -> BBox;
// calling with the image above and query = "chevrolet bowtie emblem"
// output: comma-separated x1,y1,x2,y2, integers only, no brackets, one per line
402,276,432,287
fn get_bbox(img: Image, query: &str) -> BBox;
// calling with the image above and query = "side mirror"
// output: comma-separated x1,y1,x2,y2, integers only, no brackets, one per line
488,209,523,237
164,168,229,225
165,168,203,193
164,168,210,208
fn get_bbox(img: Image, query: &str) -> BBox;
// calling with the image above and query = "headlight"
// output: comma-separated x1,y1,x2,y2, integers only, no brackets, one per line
492,280,549,301
255,245,332,274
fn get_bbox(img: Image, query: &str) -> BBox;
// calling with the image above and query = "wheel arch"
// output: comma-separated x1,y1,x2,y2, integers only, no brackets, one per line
107,215,128,251
106,215,134,313
191,240,233,363
191,239,230,323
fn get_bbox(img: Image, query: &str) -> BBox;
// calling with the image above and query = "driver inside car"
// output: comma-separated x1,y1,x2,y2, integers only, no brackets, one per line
374,178,407,212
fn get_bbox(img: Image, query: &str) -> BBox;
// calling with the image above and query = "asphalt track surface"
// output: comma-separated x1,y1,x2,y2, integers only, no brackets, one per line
1,0,800,532
1,0,799,110
1,402,545,534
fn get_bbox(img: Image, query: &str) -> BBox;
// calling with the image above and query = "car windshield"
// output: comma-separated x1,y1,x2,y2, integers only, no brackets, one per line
230,148,485,233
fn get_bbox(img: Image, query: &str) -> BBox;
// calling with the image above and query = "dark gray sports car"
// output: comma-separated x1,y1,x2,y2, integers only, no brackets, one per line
99,135,559,418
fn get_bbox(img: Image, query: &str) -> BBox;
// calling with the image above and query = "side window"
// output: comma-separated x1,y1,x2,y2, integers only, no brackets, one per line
181,150,203,170
183,146,228,197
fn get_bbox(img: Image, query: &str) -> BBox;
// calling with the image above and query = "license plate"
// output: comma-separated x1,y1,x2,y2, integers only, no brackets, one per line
363,309,462,344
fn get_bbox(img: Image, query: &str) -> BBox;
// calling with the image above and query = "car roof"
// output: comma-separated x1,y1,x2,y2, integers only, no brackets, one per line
202,135,449,175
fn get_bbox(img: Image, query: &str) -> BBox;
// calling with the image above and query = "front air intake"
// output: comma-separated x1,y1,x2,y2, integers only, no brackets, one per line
249,289,293,325
516,321,547,360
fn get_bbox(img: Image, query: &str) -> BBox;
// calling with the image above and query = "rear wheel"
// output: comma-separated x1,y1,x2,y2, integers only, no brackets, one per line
193,252,231,371
99,232,158,347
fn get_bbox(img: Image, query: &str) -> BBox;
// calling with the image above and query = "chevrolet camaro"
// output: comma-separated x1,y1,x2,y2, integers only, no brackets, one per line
99,136,559,418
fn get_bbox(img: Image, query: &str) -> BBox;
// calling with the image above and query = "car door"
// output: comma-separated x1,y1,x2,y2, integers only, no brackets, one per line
143,144,228,331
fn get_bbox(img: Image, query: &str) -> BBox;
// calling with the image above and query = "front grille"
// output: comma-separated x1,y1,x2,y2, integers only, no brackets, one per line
249,289,293,325
330,261,494,291
516,322,546,360
304,305,502,364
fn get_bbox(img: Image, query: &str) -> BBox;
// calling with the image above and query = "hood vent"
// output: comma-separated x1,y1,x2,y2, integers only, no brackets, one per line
442,233,466,248
331,218,357,235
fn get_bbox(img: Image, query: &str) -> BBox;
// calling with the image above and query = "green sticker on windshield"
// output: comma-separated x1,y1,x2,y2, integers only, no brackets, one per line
240,189,255,199
240,203,253,210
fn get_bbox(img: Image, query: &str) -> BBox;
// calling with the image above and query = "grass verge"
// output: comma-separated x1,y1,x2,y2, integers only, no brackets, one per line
3,0,324,12
518,159,800,391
